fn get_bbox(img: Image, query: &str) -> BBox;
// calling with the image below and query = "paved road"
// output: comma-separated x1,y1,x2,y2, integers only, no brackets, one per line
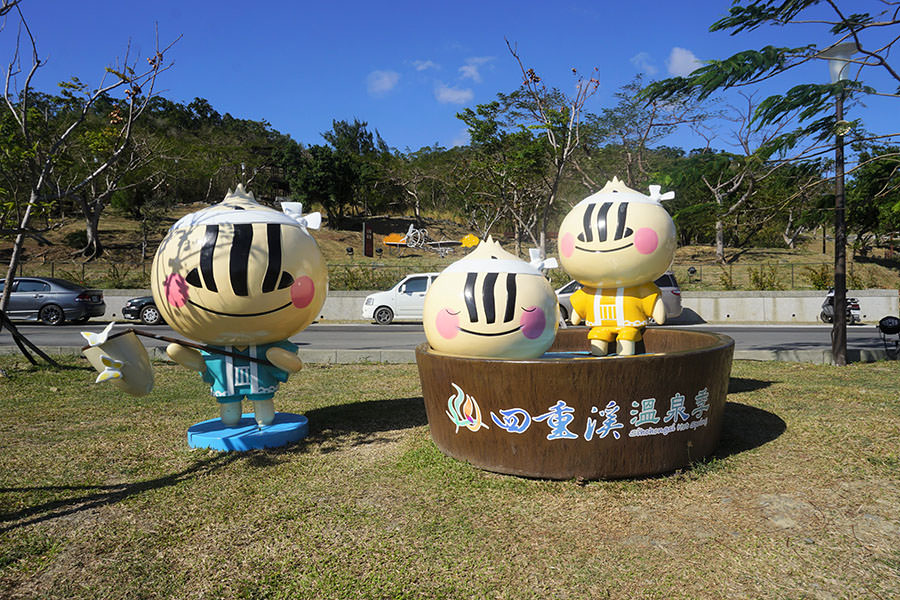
0,321,891,355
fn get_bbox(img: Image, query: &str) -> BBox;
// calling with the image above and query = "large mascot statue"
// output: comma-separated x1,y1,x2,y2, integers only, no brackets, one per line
423,237,559,359
557,177,676,356
151,185,327,428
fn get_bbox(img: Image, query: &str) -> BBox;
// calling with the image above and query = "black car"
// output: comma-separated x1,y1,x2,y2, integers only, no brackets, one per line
122,296,164,325
0,277,105,325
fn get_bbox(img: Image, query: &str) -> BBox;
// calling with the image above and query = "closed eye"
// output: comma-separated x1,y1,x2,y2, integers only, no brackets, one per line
443,309,460,316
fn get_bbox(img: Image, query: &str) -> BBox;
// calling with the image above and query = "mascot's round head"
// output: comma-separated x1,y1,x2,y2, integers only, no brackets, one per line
423,237,558,359
558,177,676,288
151,185,328,346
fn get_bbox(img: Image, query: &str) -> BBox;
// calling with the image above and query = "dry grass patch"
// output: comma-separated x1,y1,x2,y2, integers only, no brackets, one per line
0,357,897,599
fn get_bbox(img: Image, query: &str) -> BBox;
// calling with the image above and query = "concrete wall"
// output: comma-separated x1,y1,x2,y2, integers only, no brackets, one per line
678,289,899,324
100,288,899,325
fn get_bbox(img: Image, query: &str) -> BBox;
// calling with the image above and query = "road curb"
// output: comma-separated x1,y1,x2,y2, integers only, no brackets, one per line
2,345,893,365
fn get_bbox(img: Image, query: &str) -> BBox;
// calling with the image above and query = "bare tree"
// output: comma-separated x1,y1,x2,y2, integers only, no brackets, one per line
505,40,599,257
0,0,23,18
576,76,710,192
2,8,175,301
0,4,175,363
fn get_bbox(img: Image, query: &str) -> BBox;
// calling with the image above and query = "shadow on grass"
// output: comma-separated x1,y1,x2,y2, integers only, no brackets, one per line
714,401,786,458
728,377,772,394
0,453,240,533
302,396,427,453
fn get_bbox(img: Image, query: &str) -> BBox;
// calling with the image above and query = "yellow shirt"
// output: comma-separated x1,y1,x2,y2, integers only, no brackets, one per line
570,283,660,341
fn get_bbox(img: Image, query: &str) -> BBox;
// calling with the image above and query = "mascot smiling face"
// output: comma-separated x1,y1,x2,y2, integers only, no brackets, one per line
558,177,676,289
151,186,327,346
423,238,558,359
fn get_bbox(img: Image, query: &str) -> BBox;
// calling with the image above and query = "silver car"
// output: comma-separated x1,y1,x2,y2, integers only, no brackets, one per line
0,277,106,325
555,272,682,324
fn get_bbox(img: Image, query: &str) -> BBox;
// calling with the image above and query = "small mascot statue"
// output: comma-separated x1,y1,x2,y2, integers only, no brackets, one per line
151,185,327,429
557,177,676,356
423,237,559,359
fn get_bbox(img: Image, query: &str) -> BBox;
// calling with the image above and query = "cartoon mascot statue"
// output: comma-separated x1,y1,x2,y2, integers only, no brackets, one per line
557,177,676,356
151,185,327,429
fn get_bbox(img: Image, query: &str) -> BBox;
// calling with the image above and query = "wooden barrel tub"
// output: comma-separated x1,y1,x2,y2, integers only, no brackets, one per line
415,327,735,480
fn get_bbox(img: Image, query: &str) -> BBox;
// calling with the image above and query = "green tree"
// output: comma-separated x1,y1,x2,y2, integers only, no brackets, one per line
641,0,900,365
291,119,391,227
457,99,547,254
847,144,900,253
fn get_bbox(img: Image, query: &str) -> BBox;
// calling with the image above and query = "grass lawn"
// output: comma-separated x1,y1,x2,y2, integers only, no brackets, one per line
0,357,898,599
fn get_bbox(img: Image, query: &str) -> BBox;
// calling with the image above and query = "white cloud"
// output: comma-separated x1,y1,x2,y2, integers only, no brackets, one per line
667,47,703,77
413,60,439,71
367,70,400,96
458,56,494,83
630,51,658,75
435,82,473,104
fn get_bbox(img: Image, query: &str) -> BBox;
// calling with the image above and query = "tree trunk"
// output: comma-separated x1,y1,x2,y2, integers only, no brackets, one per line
78,197,105,260
715,218,725,264
0,188,38,312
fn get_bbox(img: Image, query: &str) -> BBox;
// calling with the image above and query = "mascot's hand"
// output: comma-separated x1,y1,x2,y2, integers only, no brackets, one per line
570,310,583,326
167,343,205,372
266,347,303,374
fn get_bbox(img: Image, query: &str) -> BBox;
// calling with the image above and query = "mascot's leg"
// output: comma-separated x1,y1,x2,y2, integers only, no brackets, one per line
617,339,636,356
219,401,243,427
616,328,641,356
253,399,275,427
589,327,616,356
590,340,609,356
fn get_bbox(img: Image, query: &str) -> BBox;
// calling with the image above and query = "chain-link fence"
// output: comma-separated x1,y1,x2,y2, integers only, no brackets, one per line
7,258,885,291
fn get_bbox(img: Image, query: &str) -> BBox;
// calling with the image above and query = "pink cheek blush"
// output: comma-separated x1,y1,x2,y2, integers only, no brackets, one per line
634,227,659,255
291,276,315,308
164,273,189,308
560,233,575,258
435,309,459,339
520,308,546,339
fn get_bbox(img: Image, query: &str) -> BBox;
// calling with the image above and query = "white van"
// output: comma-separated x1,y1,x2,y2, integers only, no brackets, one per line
362,272,440,325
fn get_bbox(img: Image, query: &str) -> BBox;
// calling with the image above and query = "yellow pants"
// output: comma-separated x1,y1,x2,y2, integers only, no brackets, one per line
588,326,642,343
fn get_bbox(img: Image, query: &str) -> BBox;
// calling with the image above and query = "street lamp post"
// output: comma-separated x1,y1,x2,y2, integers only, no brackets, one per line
820,42,857,366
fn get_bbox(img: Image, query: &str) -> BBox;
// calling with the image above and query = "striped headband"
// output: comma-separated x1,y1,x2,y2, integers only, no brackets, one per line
170,202,321,231
573,184,675,209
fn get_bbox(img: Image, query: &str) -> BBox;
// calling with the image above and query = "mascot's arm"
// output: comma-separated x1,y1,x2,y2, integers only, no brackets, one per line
569,289,584,325
651,296,666,325
167,343,205,372
266,347,303,374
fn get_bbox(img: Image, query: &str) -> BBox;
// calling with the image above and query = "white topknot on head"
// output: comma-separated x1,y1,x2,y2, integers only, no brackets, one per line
464,235,520,263
222,183,256,202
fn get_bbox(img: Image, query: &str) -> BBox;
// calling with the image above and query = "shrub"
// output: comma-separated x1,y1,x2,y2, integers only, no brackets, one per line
718,265,737,290
848,265,878,290
748,264,784,290
804,264,833,290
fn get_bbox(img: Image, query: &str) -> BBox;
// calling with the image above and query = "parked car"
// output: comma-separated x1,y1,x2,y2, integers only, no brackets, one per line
362,272,440,325
0,277,105,325
122,295,165,325
555,271,683,324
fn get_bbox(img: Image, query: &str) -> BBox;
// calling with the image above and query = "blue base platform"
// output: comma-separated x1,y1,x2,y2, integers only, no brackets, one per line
187,412,309,451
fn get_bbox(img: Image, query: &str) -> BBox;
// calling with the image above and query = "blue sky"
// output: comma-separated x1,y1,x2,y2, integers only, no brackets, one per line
3,1,897,154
